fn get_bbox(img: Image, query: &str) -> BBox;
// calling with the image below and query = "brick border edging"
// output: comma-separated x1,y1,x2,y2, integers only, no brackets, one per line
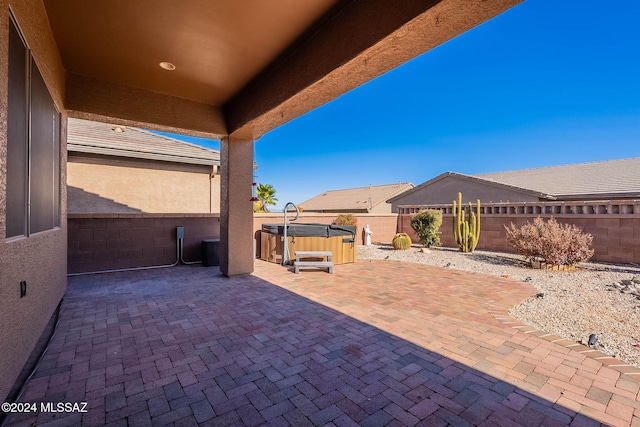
487,308,640,383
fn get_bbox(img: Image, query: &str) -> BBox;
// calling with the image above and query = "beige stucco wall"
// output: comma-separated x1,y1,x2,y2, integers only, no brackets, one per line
67,156,220,214
369,202,393,214
0,0,68,402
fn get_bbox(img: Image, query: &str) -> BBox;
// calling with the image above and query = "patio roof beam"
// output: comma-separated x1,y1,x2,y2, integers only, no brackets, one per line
65,73,227,139
225,0,522,139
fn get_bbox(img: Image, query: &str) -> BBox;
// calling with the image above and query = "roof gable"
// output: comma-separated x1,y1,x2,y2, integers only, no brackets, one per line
393,158,640,204
387,172,553,203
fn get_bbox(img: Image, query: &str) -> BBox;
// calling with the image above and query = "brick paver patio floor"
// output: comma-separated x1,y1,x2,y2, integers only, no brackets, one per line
4,260,640,426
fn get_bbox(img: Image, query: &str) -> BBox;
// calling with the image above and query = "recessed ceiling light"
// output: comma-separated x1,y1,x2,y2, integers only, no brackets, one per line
159,62,176,71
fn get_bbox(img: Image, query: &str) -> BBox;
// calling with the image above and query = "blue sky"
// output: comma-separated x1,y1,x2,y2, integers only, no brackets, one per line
158,0,640,210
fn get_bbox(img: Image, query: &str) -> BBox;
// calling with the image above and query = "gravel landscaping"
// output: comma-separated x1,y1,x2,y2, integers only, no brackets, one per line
357,244,640,368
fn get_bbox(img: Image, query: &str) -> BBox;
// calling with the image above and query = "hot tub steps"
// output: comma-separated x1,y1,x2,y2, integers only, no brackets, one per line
294,251,334,274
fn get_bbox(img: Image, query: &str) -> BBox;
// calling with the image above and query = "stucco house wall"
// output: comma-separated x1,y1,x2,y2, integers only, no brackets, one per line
0,1,68,402
67,154,221,214
368,202,394,214
390,175,539,212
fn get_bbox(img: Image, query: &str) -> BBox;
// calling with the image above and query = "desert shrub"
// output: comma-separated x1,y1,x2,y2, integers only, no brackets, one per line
505,217,594,266
410,209,442,248
392,233,412,250
333,214,357,227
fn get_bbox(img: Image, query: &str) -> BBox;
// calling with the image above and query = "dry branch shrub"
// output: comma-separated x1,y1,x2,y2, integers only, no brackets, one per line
333,214,357,227
505,217,594,266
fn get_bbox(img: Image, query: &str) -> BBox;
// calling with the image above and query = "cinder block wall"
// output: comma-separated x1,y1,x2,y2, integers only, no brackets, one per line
398,201,640,264
69,208,640,272
68,213,398,274
68,214,220,274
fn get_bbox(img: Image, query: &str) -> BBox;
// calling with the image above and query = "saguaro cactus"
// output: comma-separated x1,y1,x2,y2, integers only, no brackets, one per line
452,192,481,252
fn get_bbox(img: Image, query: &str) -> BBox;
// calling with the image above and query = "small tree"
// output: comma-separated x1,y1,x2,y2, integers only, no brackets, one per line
505,217,594,267
254,183,278,213
410,209,442,248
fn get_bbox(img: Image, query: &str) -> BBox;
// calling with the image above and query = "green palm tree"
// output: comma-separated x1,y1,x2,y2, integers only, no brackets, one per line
254,183,278,213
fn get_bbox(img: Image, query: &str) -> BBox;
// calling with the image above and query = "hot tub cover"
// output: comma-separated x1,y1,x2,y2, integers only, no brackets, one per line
262,223,356,237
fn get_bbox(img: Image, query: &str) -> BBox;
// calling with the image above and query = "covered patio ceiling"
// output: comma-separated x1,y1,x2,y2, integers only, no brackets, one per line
43,0,522,140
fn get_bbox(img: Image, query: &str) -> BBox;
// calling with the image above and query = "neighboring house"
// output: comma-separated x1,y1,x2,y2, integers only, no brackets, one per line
67,118,221,214
389,158,640,211
300,183,415,214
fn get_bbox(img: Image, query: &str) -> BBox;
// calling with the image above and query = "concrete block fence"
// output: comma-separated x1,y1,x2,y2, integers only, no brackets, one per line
68,214,221,274
67,201,640,274
67,212,398,274
397,200,640,264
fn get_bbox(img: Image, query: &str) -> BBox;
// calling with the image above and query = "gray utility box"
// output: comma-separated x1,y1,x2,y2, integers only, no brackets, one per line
202,239,220,267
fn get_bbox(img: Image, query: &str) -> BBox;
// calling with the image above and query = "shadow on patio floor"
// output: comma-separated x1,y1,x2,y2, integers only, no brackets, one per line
4,262,634,426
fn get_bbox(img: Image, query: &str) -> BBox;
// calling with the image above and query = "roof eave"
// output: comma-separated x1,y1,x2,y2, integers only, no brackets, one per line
67,144,221,166
554,193,640,201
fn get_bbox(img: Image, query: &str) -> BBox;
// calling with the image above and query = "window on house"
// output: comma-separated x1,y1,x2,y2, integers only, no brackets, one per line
6,14,61,239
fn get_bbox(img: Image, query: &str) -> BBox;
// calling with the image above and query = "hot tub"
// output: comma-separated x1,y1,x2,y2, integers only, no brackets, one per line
259,223,356,264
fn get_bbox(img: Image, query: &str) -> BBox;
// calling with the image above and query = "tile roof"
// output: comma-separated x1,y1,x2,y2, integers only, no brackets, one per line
300,183,415,211
67,118,220,166
476,157,640,199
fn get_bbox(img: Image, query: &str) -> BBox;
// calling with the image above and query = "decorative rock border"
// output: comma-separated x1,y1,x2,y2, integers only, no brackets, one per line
530,260,576,271
608,276,640,299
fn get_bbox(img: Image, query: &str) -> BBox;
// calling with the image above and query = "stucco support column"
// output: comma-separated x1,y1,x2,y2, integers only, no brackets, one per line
219,135,254,276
